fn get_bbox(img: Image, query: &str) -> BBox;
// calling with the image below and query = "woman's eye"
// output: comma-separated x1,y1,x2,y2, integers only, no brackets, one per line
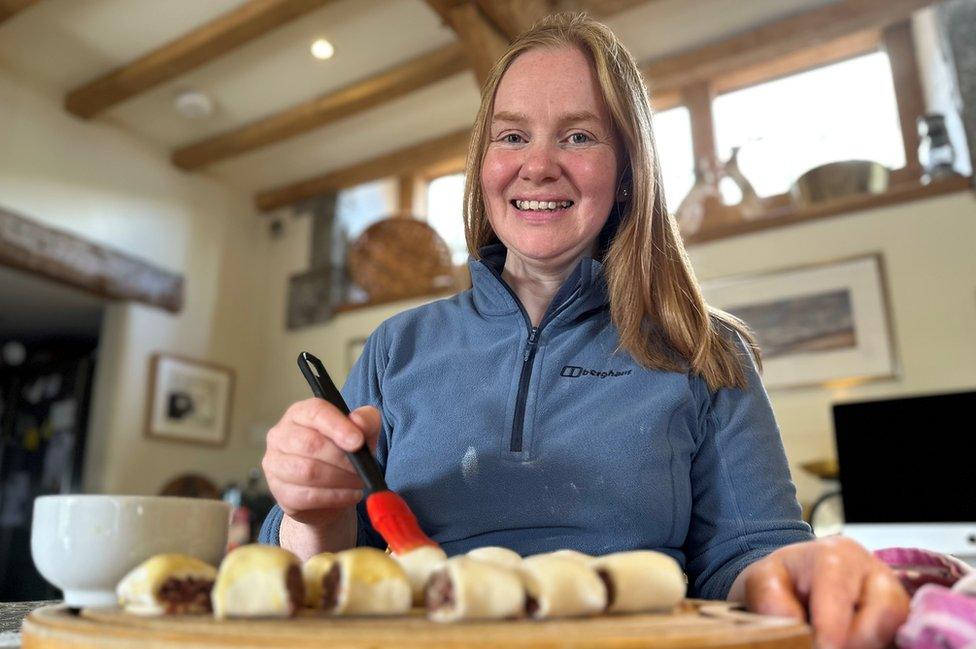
568,133,592,145
501,133,524,144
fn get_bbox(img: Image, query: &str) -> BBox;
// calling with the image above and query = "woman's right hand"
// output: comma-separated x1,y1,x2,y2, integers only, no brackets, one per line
262,398,382,529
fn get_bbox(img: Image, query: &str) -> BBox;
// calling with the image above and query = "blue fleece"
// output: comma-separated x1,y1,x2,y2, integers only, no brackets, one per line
260,244,813,599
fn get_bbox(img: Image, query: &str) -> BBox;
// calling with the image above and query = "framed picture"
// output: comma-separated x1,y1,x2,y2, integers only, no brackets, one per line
701,254,898,390
146,354,234,445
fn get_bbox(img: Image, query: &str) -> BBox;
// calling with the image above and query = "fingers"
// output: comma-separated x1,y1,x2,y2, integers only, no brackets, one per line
744,557,807,621
265,478,363,516
807,549,863,649
286,400,382,453
847,569,910,649
348,406,382,452
262,450,363,489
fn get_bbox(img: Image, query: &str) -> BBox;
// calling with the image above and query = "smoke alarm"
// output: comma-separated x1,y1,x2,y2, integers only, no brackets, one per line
174,90,214,119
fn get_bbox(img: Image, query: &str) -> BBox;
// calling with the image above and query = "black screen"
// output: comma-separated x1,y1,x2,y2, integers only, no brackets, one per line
833,390,976,523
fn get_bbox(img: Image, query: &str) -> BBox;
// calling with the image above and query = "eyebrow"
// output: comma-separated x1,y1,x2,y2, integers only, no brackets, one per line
491,110,602,127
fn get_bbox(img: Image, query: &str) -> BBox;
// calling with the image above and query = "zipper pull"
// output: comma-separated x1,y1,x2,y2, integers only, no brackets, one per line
523,327,538,361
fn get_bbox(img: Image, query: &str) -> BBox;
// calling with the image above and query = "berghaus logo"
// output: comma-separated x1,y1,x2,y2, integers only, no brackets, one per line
560,366,633,378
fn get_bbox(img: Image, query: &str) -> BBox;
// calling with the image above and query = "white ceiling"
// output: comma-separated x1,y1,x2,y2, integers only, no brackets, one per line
0,0,837,202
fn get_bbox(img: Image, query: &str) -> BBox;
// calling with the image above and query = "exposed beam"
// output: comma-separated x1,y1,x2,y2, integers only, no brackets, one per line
577,0,657,16
256,129,471,212
474,0,555,40
640,0,944,93
172,43,467,170
0,205,184,313
427,0,509,86
0,0,39,23
64,0,334,119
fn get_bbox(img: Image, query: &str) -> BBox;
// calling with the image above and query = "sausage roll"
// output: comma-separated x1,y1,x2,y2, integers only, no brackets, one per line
590,550,686,614
466,546,522,570
426,555,525,623
323,547,411,616
212,545,303,619
301,551,336,608
519,554,606,619
116,553,217,615
548,549,592,564
391,545,447,606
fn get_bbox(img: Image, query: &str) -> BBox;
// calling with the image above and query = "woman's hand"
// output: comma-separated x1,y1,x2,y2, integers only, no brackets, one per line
730,536,910,649
262,398,382,529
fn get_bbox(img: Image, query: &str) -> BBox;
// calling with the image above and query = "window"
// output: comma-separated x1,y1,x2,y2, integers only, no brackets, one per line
652,105,695,209
334,178,398,248
425,173,468,265
712,51,907,197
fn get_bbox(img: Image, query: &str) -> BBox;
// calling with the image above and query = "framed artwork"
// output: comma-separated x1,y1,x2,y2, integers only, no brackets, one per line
146,354,234,445
701,254,898,390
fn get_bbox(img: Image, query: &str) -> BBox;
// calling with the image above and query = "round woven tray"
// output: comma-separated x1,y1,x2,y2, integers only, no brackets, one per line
347,218,455,302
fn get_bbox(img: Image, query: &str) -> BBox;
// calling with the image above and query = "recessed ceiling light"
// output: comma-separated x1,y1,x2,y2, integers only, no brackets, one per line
311,38,334,60
174,90,214,119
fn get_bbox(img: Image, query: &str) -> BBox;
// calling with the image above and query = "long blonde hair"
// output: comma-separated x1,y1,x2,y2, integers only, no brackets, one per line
463,13,761,391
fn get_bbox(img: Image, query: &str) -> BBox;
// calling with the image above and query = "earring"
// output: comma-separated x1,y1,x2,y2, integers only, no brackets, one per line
618,186,630,201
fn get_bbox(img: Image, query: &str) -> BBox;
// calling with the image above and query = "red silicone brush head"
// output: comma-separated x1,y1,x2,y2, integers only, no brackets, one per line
365,491,438,555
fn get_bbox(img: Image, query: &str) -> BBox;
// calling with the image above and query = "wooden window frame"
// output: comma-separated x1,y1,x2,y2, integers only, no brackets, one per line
669,21,970,245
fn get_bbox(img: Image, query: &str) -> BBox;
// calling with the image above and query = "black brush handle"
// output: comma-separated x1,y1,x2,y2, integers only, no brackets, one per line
297,351,387,493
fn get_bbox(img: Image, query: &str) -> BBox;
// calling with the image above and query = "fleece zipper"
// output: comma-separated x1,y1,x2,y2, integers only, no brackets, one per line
481,262,582,452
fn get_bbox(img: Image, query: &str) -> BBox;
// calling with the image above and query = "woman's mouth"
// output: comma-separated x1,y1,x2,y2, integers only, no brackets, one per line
510,199,574,212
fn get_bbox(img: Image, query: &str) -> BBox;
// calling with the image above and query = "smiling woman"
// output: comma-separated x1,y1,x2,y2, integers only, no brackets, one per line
259,12,909,649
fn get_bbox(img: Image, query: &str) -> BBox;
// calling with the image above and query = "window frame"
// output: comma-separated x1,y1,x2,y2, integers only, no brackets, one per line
656,21,966,244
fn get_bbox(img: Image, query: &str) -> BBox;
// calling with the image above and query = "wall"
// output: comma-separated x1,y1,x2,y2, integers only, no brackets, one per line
689,190,976,504
0,64,266,495
249,214,440,435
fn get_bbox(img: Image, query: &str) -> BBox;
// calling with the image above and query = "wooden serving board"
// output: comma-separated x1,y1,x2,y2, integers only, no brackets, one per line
22,601,810,649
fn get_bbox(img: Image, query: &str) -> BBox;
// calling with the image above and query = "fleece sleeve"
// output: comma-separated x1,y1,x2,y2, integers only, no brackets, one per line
258,324,391,549
683,329,814,600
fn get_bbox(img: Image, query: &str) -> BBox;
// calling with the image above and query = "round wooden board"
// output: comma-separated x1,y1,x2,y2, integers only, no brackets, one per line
22,601,810,649
346,217,456,302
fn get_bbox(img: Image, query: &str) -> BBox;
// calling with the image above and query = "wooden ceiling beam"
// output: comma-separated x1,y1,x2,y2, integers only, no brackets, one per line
64,0,334,119
426,0,509,86
473,0,555,40
256,128,471,212
640,0,944,93
172,42,467,170
0,0,39,24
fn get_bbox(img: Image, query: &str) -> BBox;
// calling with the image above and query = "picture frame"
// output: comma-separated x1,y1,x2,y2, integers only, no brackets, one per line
700,254,898,390
145,353,234,446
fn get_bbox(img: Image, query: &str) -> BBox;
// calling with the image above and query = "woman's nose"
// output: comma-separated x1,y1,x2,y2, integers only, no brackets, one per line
519,141,561,183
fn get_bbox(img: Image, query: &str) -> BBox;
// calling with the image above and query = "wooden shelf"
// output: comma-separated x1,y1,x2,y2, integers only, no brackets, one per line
684,175,973,246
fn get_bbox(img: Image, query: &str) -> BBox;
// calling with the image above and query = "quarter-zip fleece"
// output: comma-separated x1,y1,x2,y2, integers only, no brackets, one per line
260,243,813,599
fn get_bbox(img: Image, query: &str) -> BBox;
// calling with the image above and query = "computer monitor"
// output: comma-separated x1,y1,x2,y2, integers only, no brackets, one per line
833,390,976,560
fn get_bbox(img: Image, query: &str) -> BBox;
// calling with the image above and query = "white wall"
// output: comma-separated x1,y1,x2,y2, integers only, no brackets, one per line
690,191,976,505
249,213,440,435
0,65,266,495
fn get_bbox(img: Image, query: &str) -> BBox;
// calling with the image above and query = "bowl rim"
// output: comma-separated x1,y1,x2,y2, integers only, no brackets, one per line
34,494,231,508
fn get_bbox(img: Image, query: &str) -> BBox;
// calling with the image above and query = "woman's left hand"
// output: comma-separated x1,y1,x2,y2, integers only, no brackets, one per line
729,536,910,649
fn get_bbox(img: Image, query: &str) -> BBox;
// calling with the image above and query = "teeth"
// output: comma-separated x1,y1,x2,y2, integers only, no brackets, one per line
515,200,573,211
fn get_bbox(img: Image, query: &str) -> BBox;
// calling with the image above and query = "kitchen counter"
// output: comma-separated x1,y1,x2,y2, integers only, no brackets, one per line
0,601,57,648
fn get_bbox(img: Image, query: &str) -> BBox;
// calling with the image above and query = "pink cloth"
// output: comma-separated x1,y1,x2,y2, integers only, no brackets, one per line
872,548,976,649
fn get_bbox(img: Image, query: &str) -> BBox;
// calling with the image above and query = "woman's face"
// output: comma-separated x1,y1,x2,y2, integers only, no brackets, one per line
481,46,620,270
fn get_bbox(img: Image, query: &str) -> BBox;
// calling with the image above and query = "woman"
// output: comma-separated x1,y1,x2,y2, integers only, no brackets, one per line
260,13,908,648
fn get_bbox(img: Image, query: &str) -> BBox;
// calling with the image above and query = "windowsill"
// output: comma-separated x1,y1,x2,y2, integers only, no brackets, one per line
683,174,973,246
333,288,460,315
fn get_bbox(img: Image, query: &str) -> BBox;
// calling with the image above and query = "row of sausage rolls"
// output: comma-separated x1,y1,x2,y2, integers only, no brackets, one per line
401,545,686,622
116,544,685,622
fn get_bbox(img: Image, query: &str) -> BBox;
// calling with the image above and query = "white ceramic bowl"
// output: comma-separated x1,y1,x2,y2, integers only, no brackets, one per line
31,495,230,607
